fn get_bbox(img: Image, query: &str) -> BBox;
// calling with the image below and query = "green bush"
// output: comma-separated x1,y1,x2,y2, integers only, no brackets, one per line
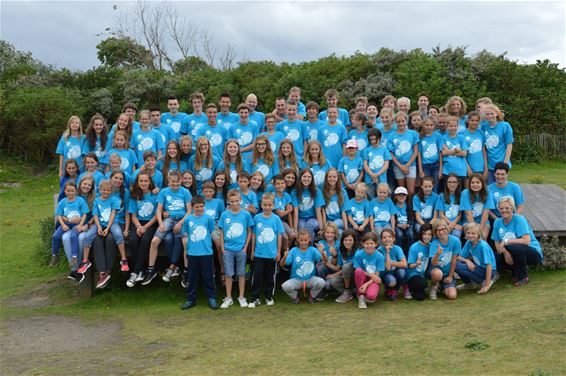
540,236,566,270
36,216,55,265
512,141,548,164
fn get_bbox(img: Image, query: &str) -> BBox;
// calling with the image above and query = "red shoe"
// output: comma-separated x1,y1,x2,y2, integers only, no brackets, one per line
120,259,129,272
96,273,111,289
513,277,529,287
77,261,91,274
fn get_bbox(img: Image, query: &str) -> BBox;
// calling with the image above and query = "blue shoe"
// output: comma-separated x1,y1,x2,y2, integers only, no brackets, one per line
181,300,196,310
208,298,219,310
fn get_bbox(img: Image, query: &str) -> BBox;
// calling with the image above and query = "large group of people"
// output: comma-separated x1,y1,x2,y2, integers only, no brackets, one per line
51,87,543,310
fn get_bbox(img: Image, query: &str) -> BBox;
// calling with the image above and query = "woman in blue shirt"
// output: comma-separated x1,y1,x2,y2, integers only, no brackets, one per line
456,223,497,294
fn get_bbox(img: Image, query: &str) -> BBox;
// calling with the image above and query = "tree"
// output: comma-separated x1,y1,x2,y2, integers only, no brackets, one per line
96,37,154,70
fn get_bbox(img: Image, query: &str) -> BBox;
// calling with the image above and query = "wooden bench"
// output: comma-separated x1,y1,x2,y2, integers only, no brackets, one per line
520,184,566,238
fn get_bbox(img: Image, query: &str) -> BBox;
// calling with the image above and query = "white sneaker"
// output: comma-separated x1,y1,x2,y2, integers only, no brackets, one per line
126,273,138,288
248,299,260,309
237,297,248,308
457,282,478,290
429,285,438,300
265,299,275,306
358,295,367,309
220,297,233,309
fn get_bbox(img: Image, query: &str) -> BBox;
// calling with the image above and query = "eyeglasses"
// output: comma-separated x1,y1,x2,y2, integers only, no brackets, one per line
256,143,267,146
436,227,448,232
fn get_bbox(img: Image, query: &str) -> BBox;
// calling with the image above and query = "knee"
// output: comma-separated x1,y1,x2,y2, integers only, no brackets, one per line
430,268,442,282
342,263,353,276
445,288,457,300
354,268,364,277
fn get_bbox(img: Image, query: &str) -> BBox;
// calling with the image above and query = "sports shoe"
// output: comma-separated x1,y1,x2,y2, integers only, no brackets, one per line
248,299,261,308
77,272,86,284
171,267,181,278
387,290,398,301
307,294,316,304
180,274,188,288
220,297,233,309
358,295,367,309
70,256,78,267
126,273,138,288
514,277,530,287
291,297,300,304
48,255,59,267
335,290,353,303
77,261,91,274
429,285,439,300
237,297,248,308
315,289,329,302
141,269,157,286
457,282,479,290
67,271,78,282
162,268,175,282
181,300,196,310
265,299,275,306
403,284,412,299
135,271,145,282
120,259,129,272
96,273,111,289
208,298,219,310
492,271,500,283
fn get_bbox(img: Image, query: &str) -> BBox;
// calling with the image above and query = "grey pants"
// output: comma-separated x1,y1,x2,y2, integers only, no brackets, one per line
282,276,325,299
326,262,354,293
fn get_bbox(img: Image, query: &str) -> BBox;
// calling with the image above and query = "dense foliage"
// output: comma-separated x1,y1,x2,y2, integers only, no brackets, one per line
1,40,565,164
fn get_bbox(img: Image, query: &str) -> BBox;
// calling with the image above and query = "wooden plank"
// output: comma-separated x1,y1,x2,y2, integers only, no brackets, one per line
520,184,566,235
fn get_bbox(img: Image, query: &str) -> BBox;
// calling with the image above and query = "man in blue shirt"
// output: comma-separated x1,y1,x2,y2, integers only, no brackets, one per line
197,104,227,160
161,96,189,140
488,162,525,219
216,93,240,132
246,93,265,131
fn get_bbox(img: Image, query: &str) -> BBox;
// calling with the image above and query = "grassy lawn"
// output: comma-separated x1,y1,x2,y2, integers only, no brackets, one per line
1,158,565,375
510,160,566,189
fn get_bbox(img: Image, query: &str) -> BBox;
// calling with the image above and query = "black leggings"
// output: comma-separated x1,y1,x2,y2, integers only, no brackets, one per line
128,222,157,274
93,234,117,273
495,243,542,280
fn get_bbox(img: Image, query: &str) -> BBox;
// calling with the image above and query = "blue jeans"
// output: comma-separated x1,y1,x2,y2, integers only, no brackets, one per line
367,183,377,200
487,169,496,185
163,232,183,266
223,250,247,278
82,223,124,247
455,262,495,284
52,223,78,257
395,225,414,255
298,218,320,242
382,268,407,290
422,162,440,192
62,230,86,271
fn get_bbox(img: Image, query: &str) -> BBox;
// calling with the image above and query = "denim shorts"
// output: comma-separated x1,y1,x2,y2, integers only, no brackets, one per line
393,164,417,179
154,217,182,239
223,250,247,277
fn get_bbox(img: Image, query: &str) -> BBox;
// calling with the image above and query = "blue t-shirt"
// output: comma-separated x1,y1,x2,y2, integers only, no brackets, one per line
183,214,215,256
157,187,192,219
196,124,228,161
132,169,164,189
338,156,364,185
253,213,285,259
429,235,461,275
482,120,514,170
217,160,251,189
318,124,348,168
324,189,348,222
370,197,397,227
277,119,308,158
131,128,165,163
156,159,189,174
161,112,189,139
110,190,130,225
55,197,89,222
274,191,293,215
348,128,369,153
186,112,208,141
261,131,286,155
216,112,240,132
229,122,259,162
488,182,525,218
318,108,350,127
388,129,420,166
303,119,326,143
127,192,158,221
317,239,340,259
353,249,385,274
81,135,107,164
249,111,265,131
239,189,258,210
345,198,371,225
152,123,176,146
492,214,542,257
204,198,225,223
301,161,330,188
395,202,410,225
380,126,398,148
460,240,497,270
460,189,495,224
103,170,132,189
285,246,322,281
413,192,438,222
440,133,468,176
250,158,279,184
291,188,325,219
435,193,461,223
105,148,138,174
78,171,105,193
377,245,406,271
56,135,86,169
419,133,441,165
219,210,254,252
93,196,121,227
407,241,430,279
463,129,486,173
188,155,219,194
363,145,392,184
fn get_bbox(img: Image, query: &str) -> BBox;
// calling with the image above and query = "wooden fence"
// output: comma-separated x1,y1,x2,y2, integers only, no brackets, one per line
514,133,566,158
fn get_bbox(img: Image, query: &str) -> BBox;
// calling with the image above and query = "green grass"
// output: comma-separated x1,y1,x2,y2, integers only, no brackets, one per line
1,158,565,375
510,161,566,189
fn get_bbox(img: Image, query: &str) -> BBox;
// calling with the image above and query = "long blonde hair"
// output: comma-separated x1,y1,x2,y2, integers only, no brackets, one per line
223,139,244,185
278,139,299,172
252,134,275,166
304,140,327,167
63,115,83,141
194,136,213,170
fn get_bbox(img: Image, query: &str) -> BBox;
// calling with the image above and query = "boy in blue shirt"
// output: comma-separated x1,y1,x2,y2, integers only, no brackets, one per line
218,190,254,308
249,193,285,308
277,103,308,158
216,93,240,132
180,196,218,310
237,172,258,215
161,96,189,141
345,183,371,236
281,229,327,304
339,139,364,198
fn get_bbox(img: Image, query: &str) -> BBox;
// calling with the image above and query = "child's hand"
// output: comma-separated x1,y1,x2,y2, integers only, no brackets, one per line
97,227,104,236
466,260,476,271
162,211,170,219
123,228,129,238
317,243,324,254
250,251,254,261
436,245,443,255
385,245,392,253
359,284,368,294
172,223,182,234
329,247,337,257
416,258,422,266
61,224,70,232
283,250,289,259
152,188,160,195
443,275,452,284
136,226,145,237
101,228,109,237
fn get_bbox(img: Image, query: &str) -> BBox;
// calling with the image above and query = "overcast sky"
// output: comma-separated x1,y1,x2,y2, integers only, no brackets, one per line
1,1,565,71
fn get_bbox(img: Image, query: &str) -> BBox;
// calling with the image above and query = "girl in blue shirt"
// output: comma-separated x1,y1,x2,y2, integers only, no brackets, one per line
181,170,197,198
179,135,193,165
219,139,249,190
82,114,108,171
321,168,348,231
428,219,460,300
370,183,397,238
347,112,369,154
456,223,497,294
250,135,278,185
158,141,188,184
126,171,158,287
56,115,85,176
189,137,219,195
413,177,438,235
58,159,80,202
302,140,331,188
440,116,468,179
213,170,227,203
314,222,342,300
345,183,371,236
463,111,487,182
107,113,135,152
406,223,433,300
78,153,105,194
379,228,408,301
105,130,138,175
363,128,391,199
277,139,300,173
417,117,442,192
460,174,494,239
389,112,419,197
292,169,325,242
109,170,131,272
338,140,364,198
435,173,463,238
333,229,359,303
482,104,514,184
250,171,266,212
353,232,385,308
261,114,285,155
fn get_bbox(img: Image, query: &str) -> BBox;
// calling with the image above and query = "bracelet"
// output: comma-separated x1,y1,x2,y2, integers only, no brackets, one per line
504,239,508,246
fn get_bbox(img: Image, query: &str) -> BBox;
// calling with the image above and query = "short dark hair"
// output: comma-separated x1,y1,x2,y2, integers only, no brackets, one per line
167,96,179,102
191,196,205,206
220,92,231,99
149,106,161,113
494,162,509,173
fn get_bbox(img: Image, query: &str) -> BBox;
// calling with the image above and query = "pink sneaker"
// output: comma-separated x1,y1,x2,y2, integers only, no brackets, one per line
120,259,129,272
